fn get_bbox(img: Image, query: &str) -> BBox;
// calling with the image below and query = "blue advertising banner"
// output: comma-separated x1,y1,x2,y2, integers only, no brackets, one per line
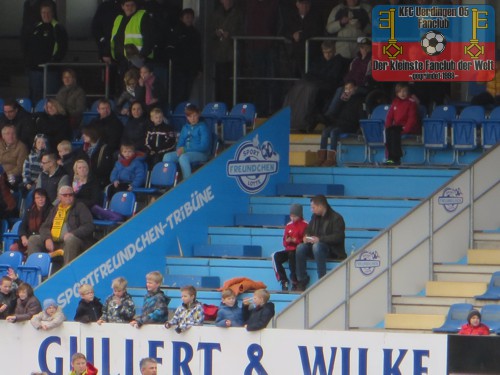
34,109,291,318
372,5,495,81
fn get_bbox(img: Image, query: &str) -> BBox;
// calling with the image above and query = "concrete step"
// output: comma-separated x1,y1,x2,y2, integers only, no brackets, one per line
392,296,493,315
425,281,487,297
433,264,499,282
474,231,500,249
385,313,444,331
468,249,500,265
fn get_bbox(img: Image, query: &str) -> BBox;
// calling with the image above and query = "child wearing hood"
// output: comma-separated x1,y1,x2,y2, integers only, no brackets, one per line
21,133,48,193
458,309,490,335
215,288,243,327
108,142,147,197
272,204,308,291
31,298,66,330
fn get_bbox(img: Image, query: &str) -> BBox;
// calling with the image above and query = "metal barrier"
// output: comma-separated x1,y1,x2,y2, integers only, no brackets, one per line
40,62,110,99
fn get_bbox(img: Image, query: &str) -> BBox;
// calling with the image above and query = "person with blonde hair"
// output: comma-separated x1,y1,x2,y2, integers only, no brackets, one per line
130,271,170,328
242,289,275,331
36,98,72,151
72,159,100,208
97,276,135,323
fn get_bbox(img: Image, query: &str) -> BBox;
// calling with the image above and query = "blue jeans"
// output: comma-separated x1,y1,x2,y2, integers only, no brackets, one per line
295,242,330,281
320,126,341,150
163,151,208,179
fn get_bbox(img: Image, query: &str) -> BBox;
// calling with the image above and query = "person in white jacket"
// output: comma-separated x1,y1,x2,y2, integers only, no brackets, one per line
30,298,65,330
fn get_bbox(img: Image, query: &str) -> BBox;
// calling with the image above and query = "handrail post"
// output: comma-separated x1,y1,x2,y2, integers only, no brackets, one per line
43,64,48,99
104,63,109,99
305,39,310,74
233,38,238,106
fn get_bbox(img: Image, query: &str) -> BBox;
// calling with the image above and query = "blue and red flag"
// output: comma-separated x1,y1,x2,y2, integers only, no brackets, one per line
372,5,495,82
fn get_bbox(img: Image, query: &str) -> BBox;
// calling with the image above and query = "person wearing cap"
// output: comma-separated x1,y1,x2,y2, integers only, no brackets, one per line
30,298,66,330
27,185,94,267
458,310,490,335
326,0,372,59
295,195,346,291
272,204,308,291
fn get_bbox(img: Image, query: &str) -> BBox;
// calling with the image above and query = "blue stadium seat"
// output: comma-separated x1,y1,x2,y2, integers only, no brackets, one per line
133,162,177,196
0,251,23,276
2,220,22,252
163,275,220,289
93,191,137,229
423,105,457,164
34,98,48,113
480,304,500,333
451,105,484,164
17,252,52,287
0,98,4,113
168,101,193,133
220,103,256,145
359,104,389,163
481,106,500,149
193,244,262,257
475,271,500,300
433,303,473,333
16,98,32,112
201,102,227,134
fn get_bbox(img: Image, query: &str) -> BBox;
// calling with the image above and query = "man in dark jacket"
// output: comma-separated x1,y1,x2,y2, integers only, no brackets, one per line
27,185,95,265
35,152,70,204
0,99,36,151
296,195,346,291
88,99,124,153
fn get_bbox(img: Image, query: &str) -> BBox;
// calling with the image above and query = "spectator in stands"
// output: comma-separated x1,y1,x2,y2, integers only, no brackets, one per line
108,142,147,197
5,283,42,323
122,101,148,152
242,289,275,331
130,271,170,328
72,159,101,209
69,353,98,375
215,288,243,328
164,285,204,333
163,104,210,179
0,168,18,221
139,358,158,375
35,152,70,204
284,40,349,133
57,140,77,179
170,8,203,107
91,0,121,62
21,134,48,195
103,0,154,78
35,98,73,152
459,309,490,336
30,298,65,330
79,125,114,189
55,68,86,131
21,0,58,51
74,284,103,323
0,124,29,186
0,276,18,320
324,37,374,116
117,68,141,115
272,204,308,291
281,0,323,78
97,276,135,324
24,1,67,103
243,0,279,116
10,188,52,258
384,82,421,166
211,0,244,106
145,108,176,168
138,64,165,113
326,0,372,59
87,98,124,153
0,99,36,150
27,185,95,265
295,195,346,291
317,80,365,166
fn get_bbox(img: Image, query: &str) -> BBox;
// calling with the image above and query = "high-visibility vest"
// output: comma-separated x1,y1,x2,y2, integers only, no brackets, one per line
110,10,153,59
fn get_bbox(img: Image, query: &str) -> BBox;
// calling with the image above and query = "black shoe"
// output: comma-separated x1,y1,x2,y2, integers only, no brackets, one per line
296,275,310,292
281,280,289,292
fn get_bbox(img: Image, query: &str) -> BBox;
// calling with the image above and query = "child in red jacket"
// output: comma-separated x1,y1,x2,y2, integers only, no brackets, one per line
384,82,421,165
272,204,308,291
459,309,490,336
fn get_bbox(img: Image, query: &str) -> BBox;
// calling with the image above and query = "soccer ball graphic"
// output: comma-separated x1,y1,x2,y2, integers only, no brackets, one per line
421,30,447,56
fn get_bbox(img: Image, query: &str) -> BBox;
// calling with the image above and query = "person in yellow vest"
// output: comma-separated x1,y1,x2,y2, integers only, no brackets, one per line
24,1,67,104
27,186,94,268
103,0,154,77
